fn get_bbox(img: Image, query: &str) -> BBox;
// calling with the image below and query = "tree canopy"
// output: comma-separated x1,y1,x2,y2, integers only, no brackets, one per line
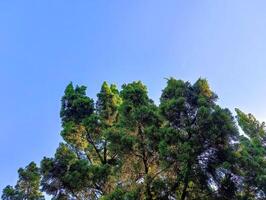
2,78,266,200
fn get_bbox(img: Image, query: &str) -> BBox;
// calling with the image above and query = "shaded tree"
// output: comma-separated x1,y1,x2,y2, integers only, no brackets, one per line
159,78,239,199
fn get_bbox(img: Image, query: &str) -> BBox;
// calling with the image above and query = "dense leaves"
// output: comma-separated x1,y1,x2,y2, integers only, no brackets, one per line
3,78,266,199
235,109,266,199
2,162,44,200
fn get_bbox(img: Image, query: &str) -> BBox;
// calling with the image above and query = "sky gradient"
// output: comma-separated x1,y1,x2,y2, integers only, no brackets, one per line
1,0,266,195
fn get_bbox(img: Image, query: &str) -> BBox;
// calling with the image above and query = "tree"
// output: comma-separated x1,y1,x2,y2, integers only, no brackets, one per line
2,162,44,200
159,78,239,199
108,81,162,199
4,78,266,200
41,82,122,199
2,186,19,200
235,109,266,199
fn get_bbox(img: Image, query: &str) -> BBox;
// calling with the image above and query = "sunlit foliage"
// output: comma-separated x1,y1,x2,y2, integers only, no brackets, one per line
3,78,266,199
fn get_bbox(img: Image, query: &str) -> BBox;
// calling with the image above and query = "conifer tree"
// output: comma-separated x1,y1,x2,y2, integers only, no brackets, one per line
106,81,161,199
159,78,238,199
41,82,122,199
235,109,266,199
2,162,44,200
3,78,266,200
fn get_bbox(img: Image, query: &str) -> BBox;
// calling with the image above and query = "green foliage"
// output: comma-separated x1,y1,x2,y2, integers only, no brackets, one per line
100,188,140,200
60,83,94,125
3,78,266,200
2,162,44,200
159,78,238,199
116,81,162,200
97,81,122,126
235,109,266,199
2,186,20,200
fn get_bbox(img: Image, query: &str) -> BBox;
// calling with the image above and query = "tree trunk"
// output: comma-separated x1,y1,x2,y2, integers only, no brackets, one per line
181,161,191,200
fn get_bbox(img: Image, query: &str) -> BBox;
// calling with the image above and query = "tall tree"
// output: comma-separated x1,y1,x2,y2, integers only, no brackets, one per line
159,78,239,199
41,82,122,199
235,109,266,199
2,162,44,200
5,78,266,200
106,81,162,199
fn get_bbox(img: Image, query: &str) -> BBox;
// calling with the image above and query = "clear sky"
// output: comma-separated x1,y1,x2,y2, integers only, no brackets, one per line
1,0,266,196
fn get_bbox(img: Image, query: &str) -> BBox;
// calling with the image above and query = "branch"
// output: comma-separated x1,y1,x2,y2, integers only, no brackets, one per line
86,129,104,164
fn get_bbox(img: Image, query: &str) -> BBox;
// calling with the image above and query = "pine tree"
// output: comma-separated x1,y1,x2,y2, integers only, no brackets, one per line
2,162,44,200
235,109,266,199
107,81,161,199
159,78,238,199
41,82,122,199
4,78,266,200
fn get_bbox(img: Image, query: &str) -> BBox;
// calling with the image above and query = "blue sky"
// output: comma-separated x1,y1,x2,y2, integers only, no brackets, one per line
1,0,266,196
